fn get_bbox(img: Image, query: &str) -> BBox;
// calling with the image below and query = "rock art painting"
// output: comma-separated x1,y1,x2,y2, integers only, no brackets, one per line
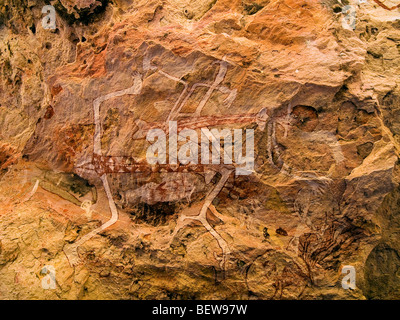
1,0,400,301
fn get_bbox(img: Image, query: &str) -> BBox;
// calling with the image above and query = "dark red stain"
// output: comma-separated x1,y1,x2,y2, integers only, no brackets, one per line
51,85,63,97
43,106,55,119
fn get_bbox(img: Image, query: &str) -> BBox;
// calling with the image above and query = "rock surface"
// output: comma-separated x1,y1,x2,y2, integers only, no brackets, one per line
1,0,400,299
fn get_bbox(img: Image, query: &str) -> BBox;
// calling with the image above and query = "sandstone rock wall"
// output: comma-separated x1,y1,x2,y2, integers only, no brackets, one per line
1,0,400,299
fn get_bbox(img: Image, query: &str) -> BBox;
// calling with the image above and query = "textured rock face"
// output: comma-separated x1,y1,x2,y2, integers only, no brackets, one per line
1,0,400,300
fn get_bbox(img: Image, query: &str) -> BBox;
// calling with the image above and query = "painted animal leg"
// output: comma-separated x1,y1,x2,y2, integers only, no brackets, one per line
169,168,232,271
63,174,119,266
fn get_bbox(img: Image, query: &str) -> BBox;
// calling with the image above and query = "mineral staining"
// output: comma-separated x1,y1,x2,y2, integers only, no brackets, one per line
0,0,400,300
